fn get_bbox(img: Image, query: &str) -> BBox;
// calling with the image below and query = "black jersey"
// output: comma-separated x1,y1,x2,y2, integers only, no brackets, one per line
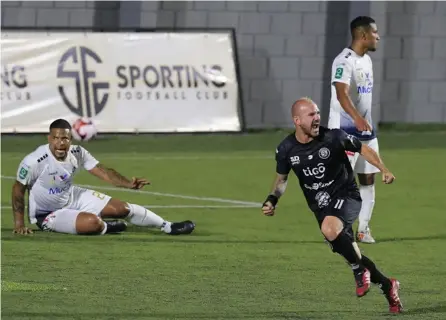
275,127,363,213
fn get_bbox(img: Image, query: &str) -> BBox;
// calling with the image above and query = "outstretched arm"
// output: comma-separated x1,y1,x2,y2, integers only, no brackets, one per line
88,163,149,189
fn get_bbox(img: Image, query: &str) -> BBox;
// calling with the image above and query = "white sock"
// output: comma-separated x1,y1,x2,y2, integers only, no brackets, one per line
125,203,170,229
358,184,375,232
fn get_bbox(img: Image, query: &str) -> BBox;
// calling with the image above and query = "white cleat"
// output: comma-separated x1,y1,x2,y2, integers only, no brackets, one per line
356,227,376,244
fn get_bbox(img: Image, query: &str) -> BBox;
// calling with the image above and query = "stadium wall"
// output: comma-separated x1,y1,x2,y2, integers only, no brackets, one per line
2,1,446,128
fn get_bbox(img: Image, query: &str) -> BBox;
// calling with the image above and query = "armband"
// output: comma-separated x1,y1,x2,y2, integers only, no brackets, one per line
263,194,278,207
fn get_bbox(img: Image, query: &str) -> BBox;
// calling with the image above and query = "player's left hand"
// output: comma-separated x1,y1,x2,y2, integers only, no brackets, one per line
130,177,150,189
382,170,395,184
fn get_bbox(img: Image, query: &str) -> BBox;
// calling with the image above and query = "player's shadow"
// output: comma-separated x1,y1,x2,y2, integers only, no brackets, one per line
127,225,214,237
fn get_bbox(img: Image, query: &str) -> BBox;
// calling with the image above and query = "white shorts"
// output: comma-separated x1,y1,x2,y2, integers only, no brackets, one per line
38,186,111,234
346,138,380,174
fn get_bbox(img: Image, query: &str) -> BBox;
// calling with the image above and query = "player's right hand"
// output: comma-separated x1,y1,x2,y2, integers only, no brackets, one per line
13,226,33,235
382,170,395,184
262,201,275,216
354,116,373,133
130,177,150,189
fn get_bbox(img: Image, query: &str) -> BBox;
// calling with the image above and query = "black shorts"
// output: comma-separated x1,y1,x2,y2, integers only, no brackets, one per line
315,196,361,241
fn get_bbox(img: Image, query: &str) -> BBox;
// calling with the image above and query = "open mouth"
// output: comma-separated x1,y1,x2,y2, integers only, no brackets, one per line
55,149,66,155
312,123,320,129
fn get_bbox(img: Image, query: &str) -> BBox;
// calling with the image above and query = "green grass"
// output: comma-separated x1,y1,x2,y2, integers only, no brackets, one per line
2,131,446,320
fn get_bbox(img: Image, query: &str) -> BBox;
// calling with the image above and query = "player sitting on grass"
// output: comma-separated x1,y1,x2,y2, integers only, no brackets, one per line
12,118,195,236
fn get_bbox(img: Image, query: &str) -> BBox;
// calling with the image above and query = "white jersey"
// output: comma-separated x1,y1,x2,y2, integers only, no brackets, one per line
329,47,375,141
15,144,99,223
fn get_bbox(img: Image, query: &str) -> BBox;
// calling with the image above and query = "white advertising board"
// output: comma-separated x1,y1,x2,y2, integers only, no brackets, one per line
1,31,242,133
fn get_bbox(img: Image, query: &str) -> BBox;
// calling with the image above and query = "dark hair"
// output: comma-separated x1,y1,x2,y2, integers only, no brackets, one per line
49,118,72,131
350,16,375,36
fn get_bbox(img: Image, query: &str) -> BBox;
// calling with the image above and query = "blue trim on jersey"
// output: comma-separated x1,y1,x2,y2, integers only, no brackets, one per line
341,125,377,141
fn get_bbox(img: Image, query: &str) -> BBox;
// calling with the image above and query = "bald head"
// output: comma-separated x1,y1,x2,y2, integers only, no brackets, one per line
291,97,321,139
292,97,317,117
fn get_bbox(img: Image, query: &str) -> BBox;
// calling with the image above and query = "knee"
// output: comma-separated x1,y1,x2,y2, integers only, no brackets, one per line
101,199,130,218
121,202,131,215
321,218,343,241
321,224,339,241
111,201,130,216
88,216,104,234
76,213,104,235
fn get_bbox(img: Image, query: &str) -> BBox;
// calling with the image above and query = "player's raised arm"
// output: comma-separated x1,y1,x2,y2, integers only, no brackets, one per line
12,160,33,234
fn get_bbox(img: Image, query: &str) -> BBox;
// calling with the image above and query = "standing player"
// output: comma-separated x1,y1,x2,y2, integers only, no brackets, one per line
12,119,195,236
262,98,402,313
329,16,380,243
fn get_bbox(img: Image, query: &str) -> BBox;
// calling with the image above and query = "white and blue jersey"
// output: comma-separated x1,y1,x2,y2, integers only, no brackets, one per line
328,48,375,141
15,144,99,223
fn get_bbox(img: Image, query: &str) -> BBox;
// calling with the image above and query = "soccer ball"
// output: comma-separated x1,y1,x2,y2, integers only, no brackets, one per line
71,118,97,142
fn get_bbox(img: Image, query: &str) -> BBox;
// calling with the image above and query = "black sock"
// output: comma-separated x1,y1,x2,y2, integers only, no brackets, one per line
361,255,391,292
329,232,364,271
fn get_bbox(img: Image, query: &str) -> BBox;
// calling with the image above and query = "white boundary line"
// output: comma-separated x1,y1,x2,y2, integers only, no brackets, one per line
0,205,256,209
1,175,261,207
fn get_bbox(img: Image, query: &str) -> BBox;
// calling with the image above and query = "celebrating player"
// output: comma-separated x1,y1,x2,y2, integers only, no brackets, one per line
262,98,402,313
12,119,195,236
328,16,381,243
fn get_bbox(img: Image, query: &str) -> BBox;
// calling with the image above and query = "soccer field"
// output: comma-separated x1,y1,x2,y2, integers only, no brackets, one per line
2,130,446,320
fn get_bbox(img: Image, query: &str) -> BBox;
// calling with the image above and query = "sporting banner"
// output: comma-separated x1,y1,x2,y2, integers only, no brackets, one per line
1,30,242,133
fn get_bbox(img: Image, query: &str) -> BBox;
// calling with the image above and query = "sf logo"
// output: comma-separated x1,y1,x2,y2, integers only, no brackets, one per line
57,46,109,117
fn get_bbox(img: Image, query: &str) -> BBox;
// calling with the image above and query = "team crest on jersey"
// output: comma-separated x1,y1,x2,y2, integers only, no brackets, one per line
315,191,331,208
318,147,330,160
